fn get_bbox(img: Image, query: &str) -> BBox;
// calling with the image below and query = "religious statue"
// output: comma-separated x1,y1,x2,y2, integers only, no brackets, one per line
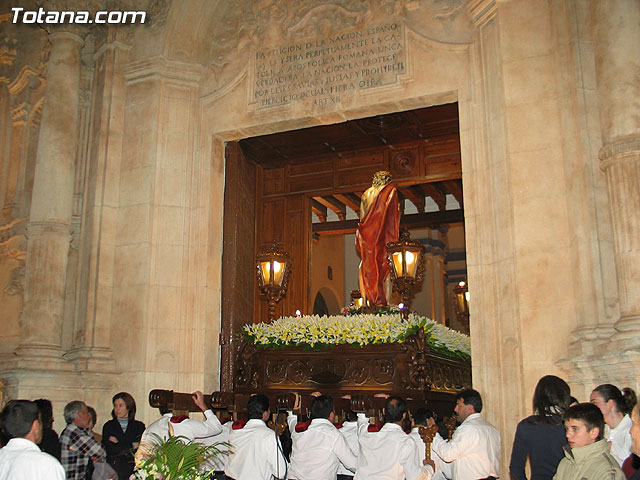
355,170,400,306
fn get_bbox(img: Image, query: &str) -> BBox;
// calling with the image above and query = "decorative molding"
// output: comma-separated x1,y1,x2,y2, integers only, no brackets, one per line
122,56,204,87
466,0,497,28
25,220,71,239
0,37,17,66
599,137,640,170
0,218,27,297
234,332,470,393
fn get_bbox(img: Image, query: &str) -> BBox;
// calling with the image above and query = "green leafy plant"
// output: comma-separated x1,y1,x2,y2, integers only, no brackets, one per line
133,434,230,480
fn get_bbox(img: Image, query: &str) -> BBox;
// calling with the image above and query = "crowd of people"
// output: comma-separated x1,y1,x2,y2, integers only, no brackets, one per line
0,378,638,480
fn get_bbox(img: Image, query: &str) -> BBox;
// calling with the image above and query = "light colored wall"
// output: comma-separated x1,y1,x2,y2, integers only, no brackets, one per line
2,1,639,474
310,235,345,314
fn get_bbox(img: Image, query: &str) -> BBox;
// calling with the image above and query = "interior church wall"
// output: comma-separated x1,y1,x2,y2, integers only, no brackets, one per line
1,0,639,474
310,234,346,315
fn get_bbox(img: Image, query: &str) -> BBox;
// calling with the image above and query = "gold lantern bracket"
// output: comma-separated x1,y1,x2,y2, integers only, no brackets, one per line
386,230,426,317
256,241,291,322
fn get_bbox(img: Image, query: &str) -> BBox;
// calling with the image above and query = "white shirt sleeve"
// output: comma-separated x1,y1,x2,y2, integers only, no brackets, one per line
333,429,358,472
400,437,433,480
190,409,223,438
431,425,477,463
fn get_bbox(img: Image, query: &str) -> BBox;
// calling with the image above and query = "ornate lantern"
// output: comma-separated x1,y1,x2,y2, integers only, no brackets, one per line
386,230,425,318
256,241,291,322
350,289,364,309
453,280,470,331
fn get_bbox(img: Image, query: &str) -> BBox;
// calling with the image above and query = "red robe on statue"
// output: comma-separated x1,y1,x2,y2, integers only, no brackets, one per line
355,183,400,306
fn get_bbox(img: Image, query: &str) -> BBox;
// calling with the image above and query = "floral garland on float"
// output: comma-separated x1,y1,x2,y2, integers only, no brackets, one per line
241,306,471,362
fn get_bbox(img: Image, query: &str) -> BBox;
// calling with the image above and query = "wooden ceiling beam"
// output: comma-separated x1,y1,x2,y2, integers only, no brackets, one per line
312,209,464,235
419,183,446,211
314,195,347,221
333,193,361,216
398,186,425,213
443,180,463,207
311,199,327,222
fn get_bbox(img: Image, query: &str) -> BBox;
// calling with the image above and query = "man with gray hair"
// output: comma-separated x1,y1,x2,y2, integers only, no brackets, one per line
0,400,65,479
60,400,108,480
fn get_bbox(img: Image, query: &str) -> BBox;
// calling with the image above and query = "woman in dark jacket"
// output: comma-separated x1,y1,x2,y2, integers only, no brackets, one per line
34,398,61,460
509,375,571,480
102,392,145,480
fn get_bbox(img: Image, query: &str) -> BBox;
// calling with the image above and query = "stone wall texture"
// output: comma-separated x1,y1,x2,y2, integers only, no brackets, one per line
1,0,639,474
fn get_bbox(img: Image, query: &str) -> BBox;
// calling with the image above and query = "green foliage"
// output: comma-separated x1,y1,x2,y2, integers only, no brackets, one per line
134,434,230,480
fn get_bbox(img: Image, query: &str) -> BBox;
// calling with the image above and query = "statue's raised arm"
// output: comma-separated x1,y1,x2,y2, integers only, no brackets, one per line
355,171,400,307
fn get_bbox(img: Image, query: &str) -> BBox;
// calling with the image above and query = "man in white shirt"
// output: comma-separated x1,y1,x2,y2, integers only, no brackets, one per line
355,396,434,480
409,408,451,480
337,411,359,480
136,390,223,460
288,394,358,480
431,389,501,480
0,400,65,480
225,394,287,480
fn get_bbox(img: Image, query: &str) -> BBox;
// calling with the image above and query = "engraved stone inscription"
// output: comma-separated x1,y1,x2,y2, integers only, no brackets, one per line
252,21,405,108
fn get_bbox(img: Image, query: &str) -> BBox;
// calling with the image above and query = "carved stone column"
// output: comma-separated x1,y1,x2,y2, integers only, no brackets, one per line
16,27,85,365
591,0,640,342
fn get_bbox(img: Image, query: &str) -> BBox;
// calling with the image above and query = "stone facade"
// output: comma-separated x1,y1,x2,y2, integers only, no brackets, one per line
1,0,639,474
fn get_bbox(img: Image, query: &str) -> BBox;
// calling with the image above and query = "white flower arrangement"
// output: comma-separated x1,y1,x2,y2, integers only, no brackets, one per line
242,313,470,361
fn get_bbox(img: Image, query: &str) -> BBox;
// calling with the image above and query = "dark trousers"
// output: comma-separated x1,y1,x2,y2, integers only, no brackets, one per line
337,476,354,480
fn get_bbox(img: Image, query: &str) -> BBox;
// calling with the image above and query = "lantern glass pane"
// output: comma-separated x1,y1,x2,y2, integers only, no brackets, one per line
392,252,404,276
272,260,284,286
405,250,418,278
260,260,271,285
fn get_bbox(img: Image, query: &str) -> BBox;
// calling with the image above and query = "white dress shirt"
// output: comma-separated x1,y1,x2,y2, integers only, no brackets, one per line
139,410,223,443
337,420,359,477
355,414,433,480
200,420,232,471
0,437,65,480
225,418,288,480
287,413,358,480
605,413,633,466
431,412,501,480
409,427,451,480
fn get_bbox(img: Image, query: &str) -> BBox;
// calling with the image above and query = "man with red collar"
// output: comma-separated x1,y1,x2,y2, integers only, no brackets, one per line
0,400,65,479
287,394,357,480
136,390,223,460
225,394,287,480
355,396,434,480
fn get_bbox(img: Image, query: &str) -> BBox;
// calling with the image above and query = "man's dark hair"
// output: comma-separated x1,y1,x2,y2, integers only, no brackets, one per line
248,394,270,420
563,402,604,440
0,400,40,439
456,389,483,413
412,407,434,426
384,396,407,423
34,399,54,430
311,395,334,420
345,410,358,422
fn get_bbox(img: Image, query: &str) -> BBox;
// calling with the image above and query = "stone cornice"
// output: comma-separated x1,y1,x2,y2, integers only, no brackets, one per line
122,56,204,87
600,136,640,170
